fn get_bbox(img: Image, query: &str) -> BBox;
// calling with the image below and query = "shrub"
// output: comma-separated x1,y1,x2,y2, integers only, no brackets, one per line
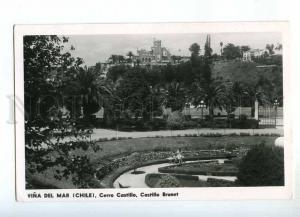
202,133,223,137
239,132,251,136
236,144,284,186
166,111,185,130
231,119,259,129
239,114,248,121
228,133,239,136
207,178,235,187
144,118,167,131
182,120,198,129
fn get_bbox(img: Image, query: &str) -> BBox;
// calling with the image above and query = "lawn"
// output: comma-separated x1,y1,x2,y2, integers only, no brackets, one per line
71,135,278,163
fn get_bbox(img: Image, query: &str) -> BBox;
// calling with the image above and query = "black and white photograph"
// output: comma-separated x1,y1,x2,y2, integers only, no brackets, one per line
14,23,292,201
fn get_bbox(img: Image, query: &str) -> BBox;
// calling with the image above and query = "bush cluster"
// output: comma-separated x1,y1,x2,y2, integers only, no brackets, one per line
236,143,284,186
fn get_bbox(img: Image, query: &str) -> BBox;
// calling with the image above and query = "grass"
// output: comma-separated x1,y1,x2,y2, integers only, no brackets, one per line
71,135,278,163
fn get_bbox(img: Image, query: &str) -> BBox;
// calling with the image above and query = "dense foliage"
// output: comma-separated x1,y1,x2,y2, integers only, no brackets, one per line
24,36,102,188
236,143,284,186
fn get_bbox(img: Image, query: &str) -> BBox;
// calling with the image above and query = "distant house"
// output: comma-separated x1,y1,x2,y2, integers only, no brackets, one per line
242,49,267,62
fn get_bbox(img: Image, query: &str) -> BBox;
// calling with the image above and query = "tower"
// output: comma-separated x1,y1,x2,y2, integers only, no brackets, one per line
152,39,162,62
153,39,162,48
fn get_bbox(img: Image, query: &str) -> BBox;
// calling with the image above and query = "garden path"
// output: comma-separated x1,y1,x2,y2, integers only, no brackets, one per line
91,127,283,140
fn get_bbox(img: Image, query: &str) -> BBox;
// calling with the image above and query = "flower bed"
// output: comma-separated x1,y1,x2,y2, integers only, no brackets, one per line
158,161,238,176
145,173,206,188
145,173,235,188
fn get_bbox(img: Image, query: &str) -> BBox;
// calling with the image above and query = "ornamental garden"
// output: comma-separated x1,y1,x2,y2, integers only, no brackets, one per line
24,35,284,189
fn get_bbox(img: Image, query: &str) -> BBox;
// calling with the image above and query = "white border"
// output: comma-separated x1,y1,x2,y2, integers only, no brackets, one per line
14,22,292,201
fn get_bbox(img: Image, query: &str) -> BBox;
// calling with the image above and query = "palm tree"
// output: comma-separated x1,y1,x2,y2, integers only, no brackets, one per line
221,82,237,115
242,85,269,117
192,79,227,118
165,81,186,112
76,66,111,118
206,81,227,118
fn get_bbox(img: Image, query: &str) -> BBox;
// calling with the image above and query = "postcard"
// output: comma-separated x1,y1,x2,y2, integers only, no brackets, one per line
14,22,292,201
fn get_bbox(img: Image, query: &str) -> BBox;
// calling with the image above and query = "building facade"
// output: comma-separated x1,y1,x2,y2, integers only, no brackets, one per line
242,49,267,61
135,39,172,64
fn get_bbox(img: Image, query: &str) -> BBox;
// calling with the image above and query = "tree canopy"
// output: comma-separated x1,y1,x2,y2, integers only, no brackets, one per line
222,43,242,60
24,35,101,188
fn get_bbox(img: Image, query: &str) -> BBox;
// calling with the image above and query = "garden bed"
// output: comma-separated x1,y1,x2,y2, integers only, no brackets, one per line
145,173,236,188
145,173,206,188
158,161,238,176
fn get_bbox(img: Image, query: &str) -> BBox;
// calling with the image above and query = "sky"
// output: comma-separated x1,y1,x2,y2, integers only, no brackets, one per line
64,32,282,66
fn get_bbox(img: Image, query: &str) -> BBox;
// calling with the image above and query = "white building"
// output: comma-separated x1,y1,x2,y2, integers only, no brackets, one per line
242,49,267,62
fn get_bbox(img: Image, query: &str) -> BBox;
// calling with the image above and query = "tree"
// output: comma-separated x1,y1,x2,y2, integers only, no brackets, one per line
266,44,275,55
165,81,186,112
94,62,102,75
189,43,200,56
74,66,110,118
24,35,100,188
221,82,238,120
222,43,242,60
204,34,212,62
106,64,129,82
192,78,226,118
241,45,251,52
242,82,269,117
24,35,83,120
115,67,151,121
275,43,282,51
108,54,125,64
189,43,201,66
205,80,227,118
237,143,284,186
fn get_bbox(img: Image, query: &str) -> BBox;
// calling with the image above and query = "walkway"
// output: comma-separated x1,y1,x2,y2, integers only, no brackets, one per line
91,127,283,140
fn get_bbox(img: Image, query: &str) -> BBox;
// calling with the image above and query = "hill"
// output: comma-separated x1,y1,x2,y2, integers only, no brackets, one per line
212,60,280,84
211,59,283,99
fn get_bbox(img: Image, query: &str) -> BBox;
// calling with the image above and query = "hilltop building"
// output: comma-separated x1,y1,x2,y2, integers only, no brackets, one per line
242,49,266,61
134,39,172,64
100,39,190,76
242,47,282,62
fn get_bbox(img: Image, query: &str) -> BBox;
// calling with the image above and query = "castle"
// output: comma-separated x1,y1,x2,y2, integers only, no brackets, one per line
101,39,186,77
134,39,172,64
